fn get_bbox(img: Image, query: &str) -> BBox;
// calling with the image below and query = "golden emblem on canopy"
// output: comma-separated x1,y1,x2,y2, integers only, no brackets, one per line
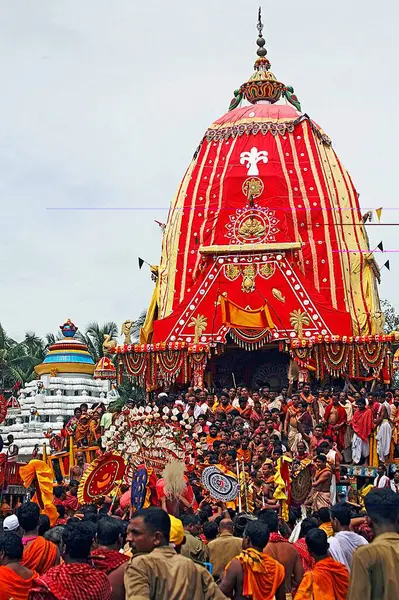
290,310,311,338
238,216,267,239
242,177,264,199
188,314,208,343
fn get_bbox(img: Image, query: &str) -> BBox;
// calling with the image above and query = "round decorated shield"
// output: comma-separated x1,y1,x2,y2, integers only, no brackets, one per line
201,466,239,502
78,452,126,504
130,466,148,510
291,460,313,506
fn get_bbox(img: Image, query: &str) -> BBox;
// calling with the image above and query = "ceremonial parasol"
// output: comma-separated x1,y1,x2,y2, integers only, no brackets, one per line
201,466,239,502
78,451,126,505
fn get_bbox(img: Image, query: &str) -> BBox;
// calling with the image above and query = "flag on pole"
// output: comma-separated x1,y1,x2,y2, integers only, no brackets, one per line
377,242,384,252
383,260,390,271
138,257,145,270
375,207,383,222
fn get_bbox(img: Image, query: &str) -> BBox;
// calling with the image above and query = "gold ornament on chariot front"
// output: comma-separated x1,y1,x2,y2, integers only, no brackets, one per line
242,177,264,199
224,264,240,280
188,314,208,343
238,216,266,239
272,288,285,302
289,309,311,339
259,263,276,279
241,265,257,293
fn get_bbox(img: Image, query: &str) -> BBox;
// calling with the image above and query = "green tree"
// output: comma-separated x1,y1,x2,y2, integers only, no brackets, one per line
131,310,147,342
0,324,43,388
77,321,119,363
381,299,399,333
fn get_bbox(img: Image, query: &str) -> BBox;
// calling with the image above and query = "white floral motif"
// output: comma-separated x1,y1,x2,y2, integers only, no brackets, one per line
240,147,268,176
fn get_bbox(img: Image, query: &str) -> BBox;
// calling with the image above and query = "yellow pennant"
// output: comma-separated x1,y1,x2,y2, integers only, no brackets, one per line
375,207,383,222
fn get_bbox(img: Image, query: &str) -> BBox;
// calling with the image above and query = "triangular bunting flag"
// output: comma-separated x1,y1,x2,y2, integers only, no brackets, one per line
138,257,145,270
383,260,390,271
377,241,384,252
375,207,383,222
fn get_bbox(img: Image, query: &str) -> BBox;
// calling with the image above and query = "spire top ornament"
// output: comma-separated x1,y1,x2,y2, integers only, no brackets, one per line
228,7,302,112
256,7,267,58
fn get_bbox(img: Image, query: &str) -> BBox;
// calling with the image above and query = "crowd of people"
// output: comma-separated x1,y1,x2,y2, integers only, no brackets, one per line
1,382,399,599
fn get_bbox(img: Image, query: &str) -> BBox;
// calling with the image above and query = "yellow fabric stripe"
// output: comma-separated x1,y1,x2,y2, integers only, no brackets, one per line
302,123,337,308
274,136,303,270
179,143,212,304
316,142,359,332
158,161,196,318
210,138,238,247
193,141,223,276
289,135,319,290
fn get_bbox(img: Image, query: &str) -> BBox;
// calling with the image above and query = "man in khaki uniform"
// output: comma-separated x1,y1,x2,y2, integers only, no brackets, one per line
207,518,242,581
349,488,399,600
181,514,210,564
124,508,226,600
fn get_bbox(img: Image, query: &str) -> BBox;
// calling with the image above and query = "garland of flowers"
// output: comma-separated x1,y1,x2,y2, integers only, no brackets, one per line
320,343,351,378
123,353,147,378
157,350,185,384
288,341,392,381
230,328,272,350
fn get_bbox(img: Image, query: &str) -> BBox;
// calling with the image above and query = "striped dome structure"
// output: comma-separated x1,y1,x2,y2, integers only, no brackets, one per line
35,319,95,376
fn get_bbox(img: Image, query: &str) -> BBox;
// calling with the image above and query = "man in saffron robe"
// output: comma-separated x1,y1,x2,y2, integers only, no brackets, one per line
29,521,111,600
324,395,347,451
351,398,374,464
295,529,349,600
0,531,38,600
17,502,58,576
220,519,285,600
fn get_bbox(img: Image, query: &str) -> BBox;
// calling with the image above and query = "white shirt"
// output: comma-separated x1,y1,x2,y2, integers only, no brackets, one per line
232,397,254,409
328,531,368,572
374,474,390,488
390,480,399,494
185,403,205,419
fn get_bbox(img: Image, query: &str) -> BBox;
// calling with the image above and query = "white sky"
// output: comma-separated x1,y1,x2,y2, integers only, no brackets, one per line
0,0,398,341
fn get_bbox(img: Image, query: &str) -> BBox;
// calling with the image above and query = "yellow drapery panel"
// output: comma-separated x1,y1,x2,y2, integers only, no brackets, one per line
219,296,274,329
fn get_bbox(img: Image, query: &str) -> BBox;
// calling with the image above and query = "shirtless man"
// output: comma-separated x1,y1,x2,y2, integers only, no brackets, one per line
308,454,332,511
70,451,90,482
260,508,304,597
300,384,320,423
323,395,347,450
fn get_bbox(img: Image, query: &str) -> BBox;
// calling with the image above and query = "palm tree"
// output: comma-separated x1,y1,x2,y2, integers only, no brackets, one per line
0,324,43,388
77,321,119,362
131,310,147,343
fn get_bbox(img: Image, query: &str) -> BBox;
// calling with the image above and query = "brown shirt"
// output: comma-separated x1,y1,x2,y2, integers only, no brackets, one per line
124,546,226,600
348,532,399,600
207,532,243,580
181,531,210,564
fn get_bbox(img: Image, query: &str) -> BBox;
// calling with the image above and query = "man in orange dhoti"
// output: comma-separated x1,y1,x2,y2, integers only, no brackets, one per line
17,502,58,575
0,531,38,600
295,529,349,600
220,520,285,600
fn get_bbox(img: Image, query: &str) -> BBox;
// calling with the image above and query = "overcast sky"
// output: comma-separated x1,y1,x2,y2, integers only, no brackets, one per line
0,0,398,341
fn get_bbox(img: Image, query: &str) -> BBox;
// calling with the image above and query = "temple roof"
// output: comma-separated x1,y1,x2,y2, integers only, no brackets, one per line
35,319,95,377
